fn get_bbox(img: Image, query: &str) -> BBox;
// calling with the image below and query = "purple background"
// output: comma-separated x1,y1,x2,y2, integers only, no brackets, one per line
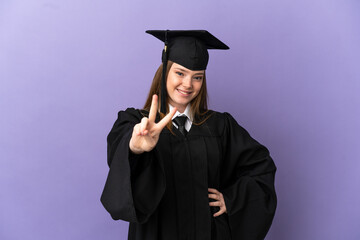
1,0,359,239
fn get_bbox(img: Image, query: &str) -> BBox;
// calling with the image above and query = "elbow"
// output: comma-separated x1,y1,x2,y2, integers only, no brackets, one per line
100,195,137,222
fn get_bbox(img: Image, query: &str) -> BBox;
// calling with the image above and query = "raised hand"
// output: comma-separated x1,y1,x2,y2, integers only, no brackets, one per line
208,188,227,217
129,94,177,154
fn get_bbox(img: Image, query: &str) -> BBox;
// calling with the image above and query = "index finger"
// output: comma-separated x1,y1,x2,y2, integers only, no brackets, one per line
148,94,158,123
156,107,177,130
208,188,220,194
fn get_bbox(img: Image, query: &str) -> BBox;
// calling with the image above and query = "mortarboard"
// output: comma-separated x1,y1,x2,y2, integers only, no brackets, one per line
146,30,229,113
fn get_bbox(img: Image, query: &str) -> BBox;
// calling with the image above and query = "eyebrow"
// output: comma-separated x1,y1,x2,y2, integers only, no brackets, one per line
174,68,204,75
174,68,188,73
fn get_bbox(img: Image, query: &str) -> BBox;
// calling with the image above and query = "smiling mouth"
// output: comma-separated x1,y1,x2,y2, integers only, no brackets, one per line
177,89,192,96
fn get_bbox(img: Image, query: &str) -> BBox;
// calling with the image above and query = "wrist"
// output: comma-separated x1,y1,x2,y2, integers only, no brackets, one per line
129,140,144,155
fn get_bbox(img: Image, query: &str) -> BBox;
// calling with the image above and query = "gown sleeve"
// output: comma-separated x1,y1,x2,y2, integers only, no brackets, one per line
100,108,166,223
220,112,277,240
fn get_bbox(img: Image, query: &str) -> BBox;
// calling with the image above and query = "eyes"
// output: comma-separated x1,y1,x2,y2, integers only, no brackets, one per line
175,71,203,81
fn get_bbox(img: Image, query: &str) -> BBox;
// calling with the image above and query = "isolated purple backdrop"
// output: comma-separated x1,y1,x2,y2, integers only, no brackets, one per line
1,0,359,239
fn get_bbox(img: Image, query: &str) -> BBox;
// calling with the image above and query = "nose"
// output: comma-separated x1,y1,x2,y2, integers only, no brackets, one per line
182,76,192,89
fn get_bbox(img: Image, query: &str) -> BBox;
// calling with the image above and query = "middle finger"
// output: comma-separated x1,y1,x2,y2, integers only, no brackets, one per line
157,107,177,130
209,201,222,207
208,194,219,200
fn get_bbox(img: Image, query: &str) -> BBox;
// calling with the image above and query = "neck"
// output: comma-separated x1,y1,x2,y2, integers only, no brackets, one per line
169,104,192,119
178,107,186,113
170,103,187,113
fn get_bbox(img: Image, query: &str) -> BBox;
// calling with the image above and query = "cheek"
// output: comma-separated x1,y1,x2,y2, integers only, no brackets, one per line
166,75,179,90
194,82,203,93
166,79,173,92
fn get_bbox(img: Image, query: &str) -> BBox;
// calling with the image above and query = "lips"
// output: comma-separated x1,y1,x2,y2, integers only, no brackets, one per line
176,89,192,96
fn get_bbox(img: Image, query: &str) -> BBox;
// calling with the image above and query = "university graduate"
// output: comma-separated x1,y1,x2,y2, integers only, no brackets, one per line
101,30,277,240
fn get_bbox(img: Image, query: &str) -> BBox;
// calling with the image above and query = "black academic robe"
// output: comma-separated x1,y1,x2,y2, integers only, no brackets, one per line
101,108,277,240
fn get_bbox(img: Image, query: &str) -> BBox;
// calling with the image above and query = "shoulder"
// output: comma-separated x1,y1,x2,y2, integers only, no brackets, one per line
108,108,149,138
114,108,149,123
205,110,239,126
204,110,251,138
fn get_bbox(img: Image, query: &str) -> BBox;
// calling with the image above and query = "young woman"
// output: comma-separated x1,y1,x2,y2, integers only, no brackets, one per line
101,30,277,240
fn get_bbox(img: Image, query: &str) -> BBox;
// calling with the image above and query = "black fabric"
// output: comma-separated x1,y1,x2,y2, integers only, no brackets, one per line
146,30,229,71
172,116,188,136
160,31,169,114
101,108,277,240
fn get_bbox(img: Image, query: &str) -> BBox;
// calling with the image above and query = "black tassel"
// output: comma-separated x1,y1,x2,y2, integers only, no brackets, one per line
160,30,169,114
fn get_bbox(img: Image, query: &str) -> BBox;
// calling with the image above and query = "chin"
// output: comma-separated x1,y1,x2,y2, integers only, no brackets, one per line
177,99,191,106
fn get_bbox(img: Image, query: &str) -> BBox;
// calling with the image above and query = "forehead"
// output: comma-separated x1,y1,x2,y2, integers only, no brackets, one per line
171,62,205,74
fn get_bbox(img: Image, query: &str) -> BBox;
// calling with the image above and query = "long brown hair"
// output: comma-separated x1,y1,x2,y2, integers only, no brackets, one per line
143,60,212,130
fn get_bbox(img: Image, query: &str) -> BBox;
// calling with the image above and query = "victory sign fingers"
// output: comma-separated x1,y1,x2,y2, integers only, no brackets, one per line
129,94,177,154
147,94,177,132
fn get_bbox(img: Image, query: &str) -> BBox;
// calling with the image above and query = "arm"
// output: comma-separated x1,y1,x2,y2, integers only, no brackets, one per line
220,113,277,240
101,108,162,223
100,96,176,223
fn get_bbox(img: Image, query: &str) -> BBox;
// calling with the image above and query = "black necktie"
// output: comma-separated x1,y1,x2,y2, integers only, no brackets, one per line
172,116,187,136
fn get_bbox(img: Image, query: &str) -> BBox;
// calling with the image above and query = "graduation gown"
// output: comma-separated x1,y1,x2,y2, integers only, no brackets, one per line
101,108,277,240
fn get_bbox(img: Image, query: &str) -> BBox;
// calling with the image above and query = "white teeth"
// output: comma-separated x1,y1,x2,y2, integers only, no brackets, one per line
177,89,191,95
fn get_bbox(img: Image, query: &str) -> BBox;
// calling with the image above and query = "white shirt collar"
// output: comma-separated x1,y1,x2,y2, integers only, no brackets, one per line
169,104,193,121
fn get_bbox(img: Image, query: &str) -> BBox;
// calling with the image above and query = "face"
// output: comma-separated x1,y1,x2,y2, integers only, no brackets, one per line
166,62,204,113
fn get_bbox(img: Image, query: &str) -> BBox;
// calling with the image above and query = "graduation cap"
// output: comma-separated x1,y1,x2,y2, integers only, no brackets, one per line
146,30,229,113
